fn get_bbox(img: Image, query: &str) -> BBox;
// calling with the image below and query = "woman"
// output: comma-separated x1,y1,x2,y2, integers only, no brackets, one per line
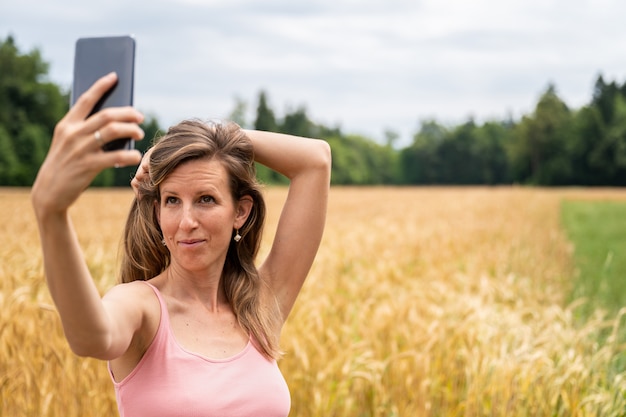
31,72,331,416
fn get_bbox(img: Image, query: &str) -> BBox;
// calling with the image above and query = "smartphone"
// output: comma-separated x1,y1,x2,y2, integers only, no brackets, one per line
71,35,136,151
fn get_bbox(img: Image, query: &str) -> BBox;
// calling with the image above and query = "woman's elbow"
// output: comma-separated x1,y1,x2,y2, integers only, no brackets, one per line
313,139,332,175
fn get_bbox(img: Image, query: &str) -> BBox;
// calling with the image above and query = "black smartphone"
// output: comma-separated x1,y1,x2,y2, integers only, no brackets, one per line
71,35,136,151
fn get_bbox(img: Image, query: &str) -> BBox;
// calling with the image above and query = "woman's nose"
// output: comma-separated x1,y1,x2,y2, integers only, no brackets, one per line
179,206,198,230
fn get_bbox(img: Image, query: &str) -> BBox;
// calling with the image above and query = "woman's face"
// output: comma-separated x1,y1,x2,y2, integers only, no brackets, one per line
156,157,247,275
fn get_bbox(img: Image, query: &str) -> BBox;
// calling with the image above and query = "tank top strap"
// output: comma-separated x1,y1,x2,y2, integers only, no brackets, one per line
109,280,168,387
140,280,169,330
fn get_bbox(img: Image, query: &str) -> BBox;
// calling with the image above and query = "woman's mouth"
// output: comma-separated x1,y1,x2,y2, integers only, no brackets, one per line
178,239,205,247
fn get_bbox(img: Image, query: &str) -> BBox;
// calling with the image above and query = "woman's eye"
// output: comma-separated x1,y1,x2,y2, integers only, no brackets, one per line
165,196,178,204
201,196,215,204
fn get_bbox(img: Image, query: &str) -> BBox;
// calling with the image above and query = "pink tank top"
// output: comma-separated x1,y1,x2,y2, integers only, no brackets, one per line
109,282,291,417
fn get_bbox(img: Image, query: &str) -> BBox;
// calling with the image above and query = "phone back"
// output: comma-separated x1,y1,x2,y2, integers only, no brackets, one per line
72,36,136,150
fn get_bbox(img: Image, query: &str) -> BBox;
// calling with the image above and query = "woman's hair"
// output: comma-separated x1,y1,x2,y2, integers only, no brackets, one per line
120,119,281,359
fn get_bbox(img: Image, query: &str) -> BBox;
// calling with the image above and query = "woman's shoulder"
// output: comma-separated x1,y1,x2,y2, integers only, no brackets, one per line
103,278,163,314
108,278,156,295
106,279,165,382
110,279,164,340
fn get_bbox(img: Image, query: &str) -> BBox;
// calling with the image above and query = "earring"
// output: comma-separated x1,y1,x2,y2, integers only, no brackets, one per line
161,238,167,246
233,229,242,242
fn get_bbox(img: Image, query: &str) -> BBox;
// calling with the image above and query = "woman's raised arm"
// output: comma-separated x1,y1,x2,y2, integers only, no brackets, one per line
31,73,145,358
244,129,331,321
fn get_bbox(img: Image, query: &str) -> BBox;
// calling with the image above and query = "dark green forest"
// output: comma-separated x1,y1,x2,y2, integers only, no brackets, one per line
3,34,626,187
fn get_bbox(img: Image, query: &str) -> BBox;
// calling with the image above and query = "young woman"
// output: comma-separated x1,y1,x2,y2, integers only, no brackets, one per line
31,72,331,416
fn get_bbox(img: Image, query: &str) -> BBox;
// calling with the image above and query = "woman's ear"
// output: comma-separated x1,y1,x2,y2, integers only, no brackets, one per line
235,195,253,229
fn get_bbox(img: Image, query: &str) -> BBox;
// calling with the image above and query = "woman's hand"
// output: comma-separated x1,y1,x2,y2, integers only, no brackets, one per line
130,147,153,199
32,72,145,219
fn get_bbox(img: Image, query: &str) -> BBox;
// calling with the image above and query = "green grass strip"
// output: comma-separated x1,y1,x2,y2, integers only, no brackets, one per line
561,200,626,320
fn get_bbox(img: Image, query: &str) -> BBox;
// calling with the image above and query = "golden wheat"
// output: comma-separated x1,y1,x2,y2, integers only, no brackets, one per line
1,187,625,416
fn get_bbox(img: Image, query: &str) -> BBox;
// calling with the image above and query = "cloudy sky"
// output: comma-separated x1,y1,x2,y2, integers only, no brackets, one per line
2,0,625,146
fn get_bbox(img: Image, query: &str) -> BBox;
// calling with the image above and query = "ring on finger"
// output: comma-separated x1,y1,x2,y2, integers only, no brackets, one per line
94,130,104,147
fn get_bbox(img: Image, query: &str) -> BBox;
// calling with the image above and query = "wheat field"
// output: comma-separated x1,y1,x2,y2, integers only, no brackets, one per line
1,187,626,416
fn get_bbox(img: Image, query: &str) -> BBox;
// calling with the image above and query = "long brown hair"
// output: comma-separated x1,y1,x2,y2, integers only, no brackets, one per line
120,119,281,359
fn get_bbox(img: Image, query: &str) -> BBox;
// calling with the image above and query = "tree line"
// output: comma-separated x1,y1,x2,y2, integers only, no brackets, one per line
2,34,626,187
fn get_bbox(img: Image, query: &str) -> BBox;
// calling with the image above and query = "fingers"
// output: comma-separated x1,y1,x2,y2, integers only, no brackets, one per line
98,149,143,170
131,148,153,198
33,72,146,215
94,129,104,147
92,120,145,150
85,105,144,131
92,125,144,170
69,72,119,122
68,72,145,146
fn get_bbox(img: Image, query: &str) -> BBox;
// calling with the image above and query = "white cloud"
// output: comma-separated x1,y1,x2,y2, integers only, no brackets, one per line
2,0,626,145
